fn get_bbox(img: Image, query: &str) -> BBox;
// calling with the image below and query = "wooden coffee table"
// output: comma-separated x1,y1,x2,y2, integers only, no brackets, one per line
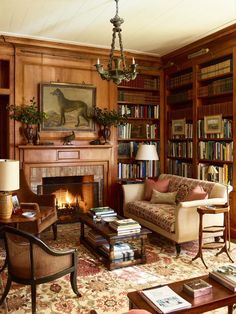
128,275,236,313
79,213,152,270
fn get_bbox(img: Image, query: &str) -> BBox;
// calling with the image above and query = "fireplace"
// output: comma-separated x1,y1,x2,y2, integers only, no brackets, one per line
38,175,99,223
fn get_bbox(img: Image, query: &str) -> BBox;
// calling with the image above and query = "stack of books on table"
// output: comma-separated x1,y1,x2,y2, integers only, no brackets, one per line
89,207,117,219
109,218,141,235
100,241,135,261
86,230,107,246
140,285,191,313
209,264,236,291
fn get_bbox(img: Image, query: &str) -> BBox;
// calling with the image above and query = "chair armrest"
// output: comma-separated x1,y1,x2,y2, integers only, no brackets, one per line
122,184,145,207
179,198,226,208
20,202,40,214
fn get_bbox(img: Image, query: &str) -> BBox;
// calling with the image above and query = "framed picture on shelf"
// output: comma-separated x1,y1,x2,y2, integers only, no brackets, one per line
172,119,186,135
204,114,222,134
40,82,96,132
11,194,20,210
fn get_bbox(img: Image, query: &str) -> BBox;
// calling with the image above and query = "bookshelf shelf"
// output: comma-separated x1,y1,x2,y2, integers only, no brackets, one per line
117,73,160,180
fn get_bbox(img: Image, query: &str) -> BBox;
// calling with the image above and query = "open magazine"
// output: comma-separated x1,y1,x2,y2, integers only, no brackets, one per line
141,285,191,313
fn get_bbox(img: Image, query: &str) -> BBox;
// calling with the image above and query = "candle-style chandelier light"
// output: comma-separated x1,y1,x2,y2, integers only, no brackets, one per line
95,0,138,85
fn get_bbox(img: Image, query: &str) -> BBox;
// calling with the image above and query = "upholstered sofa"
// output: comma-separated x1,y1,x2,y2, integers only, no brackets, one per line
122,174,229,254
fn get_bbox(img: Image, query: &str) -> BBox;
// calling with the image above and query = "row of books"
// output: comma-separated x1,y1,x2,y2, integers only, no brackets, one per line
109,218,141,236
118,91,160,104
118,141,159,159
119,104,160,119
197,101,232,119
198,77,233,97
167,71,193,89
118,122,158,139
167,159,193,178
197,118,232,139
199,58,232,79
100,241,135,261
168,141,193,158
197,163,233,185
198,141,233,161
120,75,160,90
167,89,193,105
118,161,160,179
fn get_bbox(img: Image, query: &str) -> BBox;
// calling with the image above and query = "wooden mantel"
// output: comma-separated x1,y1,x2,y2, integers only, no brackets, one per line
18,145,114,205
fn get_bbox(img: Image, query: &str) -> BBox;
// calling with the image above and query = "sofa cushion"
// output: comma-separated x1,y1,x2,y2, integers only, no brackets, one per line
184,185,208,201
175,184,192,202
126,201,176,233
150,189,177,205
144,178,170,201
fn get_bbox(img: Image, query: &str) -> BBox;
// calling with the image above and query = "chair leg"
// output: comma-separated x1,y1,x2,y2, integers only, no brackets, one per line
52,223,57,240
70,271,81,296
31,283,37,314
0,275,12,305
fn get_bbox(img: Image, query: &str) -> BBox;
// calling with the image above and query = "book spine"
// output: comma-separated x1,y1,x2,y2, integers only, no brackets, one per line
209,272,236,291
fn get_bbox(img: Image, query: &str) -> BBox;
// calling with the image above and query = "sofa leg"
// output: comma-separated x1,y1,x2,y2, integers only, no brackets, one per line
176,243,181,256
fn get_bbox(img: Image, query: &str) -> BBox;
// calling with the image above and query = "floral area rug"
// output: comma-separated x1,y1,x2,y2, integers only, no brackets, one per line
0,223,236,314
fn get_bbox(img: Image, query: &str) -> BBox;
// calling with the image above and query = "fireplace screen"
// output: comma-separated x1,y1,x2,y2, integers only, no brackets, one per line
37,175,99,223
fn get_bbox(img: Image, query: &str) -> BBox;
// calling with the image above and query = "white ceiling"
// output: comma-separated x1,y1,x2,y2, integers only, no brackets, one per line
1,0,236,56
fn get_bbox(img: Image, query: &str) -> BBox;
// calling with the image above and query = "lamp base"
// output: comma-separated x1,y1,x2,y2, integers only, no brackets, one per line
0,192,13,219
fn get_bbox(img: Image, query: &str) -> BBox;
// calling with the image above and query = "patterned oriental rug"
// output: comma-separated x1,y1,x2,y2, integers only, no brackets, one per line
0,223,236,314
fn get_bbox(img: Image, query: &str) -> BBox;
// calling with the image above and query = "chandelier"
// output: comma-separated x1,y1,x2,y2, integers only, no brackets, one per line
95,0,138,85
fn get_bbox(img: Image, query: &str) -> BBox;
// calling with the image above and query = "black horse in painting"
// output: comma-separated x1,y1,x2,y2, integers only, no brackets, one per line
51,88,90,127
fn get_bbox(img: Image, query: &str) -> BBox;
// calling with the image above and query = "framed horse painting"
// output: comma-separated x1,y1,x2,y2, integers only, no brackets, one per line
40,82,96,132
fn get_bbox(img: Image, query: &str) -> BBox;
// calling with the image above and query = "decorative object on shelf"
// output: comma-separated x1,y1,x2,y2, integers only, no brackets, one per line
188,48,209,59
204,114,222,134
207,165,218,182
93,107,127,144
172,119,186,136
63,131,75,145
94,0,138,85
7,97,47,145
0,159,19,219
40,83,96,132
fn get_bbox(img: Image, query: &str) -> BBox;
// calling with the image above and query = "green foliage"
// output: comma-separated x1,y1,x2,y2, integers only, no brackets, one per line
93,107,127,127
7,97,47,126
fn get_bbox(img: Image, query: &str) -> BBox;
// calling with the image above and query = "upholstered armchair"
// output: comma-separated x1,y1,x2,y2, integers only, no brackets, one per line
0,226,81,314
17,169,57,239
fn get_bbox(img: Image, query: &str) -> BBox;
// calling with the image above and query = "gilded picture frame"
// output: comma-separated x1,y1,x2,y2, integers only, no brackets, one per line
40,83,96,132
172,119,186,135
204,114,222,134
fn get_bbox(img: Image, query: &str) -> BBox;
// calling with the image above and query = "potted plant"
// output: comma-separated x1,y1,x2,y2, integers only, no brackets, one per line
93,107,127,143
7,97,47,145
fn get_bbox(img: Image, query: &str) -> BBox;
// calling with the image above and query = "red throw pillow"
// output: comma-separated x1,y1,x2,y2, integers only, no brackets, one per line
144,178,170,201
184,185,208,201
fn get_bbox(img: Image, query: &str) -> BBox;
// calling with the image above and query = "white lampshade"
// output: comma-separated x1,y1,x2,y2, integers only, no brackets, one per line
207,165,218,175
0,159,20,191
135,144,159,161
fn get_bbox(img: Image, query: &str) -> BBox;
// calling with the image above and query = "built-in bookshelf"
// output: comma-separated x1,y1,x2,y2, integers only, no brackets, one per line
0,57,11,159
166,67,193,177
117,74,160,180
197,54,233,185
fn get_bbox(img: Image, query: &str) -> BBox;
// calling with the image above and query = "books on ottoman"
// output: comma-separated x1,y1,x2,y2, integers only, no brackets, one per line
183,278,212,297
141,285,191,313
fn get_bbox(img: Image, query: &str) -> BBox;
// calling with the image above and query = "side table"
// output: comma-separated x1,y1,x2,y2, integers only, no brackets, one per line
192,205,233,268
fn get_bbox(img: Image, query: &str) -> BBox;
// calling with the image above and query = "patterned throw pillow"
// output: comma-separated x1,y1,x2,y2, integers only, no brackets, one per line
150,189,177,205
176,184,191,203
144,178,170,201
184,185,208,201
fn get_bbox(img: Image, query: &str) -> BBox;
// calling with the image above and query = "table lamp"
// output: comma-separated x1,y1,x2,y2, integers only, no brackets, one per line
0,159,20,219
207,165,218,182
135,144,159,178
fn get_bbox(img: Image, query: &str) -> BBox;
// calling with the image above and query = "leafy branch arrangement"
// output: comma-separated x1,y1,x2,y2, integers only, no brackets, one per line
93,107,127,127
7,97,47,126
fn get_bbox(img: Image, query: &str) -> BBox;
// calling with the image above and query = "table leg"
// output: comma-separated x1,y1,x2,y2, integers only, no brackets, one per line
228,304,233,314
192,212,208,268
80,221,85,240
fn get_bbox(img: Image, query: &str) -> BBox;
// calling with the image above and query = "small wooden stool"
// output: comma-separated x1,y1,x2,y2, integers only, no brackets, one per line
192,205,233,268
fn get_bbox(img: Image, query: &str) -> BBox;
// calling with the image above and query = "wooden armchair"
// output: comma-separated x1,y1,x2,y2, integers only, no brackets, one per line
0,226,81,314
17,169,57,239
